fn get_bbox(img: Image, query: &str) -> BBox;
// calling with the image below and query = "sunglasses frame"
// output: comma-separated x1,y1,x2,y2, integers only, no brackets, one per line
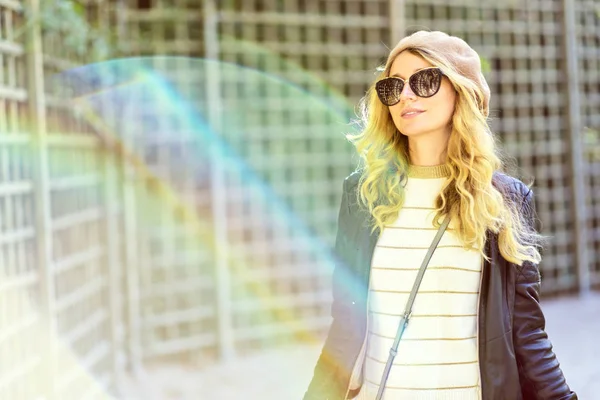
375,66,444,106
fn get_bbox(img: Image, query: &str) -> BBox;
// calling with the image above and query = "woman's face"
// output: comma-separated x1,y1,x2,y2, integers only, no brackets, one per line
386,51,457,139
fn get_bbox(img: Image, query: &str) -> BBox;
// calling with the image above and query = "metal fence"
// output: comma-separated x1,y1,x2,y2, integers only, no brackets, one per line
0,0,598,399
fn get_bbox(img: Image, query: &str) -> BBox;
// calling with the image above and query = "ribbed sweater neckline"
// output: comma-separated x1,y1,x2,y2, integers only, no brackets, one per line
407,163,451,179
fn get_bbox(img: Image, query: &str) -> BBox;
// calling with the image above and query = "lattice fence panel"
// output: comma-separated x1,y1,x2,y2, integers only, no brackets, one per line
39,0,122,398
214,0,390,352
577,0,600,289
115,0,391,359
0,2,44,399
115,0,219,364
404,0,576,294
121,0,205,56
123,68,218,364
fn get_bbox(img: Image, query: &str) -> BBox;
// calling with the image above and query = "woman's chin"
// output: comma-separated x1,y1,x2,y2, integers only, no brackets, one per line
398,127,429,137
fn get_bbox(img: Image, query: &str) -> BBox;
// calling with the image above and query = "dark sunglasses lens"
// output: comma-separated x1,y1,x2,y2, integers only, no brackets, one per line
376,78,403,106
411,68,443,97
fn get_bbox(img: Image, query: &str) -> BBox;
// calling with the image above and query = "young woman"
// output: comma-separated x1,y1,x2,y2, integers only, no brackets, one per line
303,31,577,400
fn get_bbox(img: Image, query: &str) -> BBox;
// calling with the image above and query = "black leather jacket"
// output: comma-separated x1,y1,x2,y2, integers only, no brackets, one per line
303,170,577,400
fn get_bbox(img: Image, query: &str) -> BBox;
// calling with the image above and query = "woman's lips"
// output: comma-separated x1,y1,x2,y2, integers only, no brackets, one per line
401,110,425,119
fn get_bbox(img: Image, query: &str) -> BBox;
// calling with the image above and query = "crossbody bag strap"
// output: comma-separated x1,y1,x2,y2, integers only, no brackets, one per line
375,214,451,400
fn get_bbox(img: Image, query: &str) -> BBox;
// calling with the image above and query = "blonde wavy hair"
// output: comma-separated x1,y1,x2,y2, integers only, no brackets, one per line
346,48,548,266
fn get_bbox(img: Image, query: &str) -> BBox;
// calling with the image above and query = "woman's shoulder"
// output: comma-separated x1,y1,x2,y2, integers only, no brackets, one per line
492,170,533,202
343,168,363,192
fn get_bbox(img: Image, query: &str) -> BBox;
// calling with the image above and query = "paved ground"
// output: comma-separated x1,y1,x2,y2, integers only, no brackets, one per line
120,293,600,399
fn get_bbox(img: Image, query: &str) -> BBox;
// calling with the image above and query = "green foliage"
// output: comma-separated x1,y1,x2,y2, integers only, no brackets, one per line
479,55,491,75
583,127,600,162
21,0,113,61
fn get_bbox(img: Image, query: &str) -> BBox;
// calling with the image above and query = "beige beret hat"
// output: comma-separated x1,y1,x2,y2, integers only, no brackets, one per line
386,30,491,117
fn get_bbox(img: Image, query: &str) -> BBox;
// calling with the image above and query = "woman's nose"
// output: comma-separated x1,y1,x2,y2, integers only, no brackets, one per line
400,82,416,99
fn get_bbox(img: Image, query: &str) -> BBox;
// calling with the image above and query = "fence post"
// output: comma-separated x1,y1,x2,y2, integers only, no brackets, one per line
24,0,56,397
389,0,406,46
121,119,144,376
101,121,123,390
561,0,591,296
87,0,124,392
204,0,235,361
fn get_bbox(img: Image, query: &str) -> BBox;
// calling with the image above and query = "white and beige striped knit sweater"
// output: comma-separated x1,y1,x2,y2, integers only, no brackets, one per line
352,163,483,400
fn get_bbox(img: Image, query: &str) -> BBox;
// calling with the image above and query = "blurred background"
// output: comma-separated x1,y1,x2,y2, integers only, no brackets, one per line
0,0,599,399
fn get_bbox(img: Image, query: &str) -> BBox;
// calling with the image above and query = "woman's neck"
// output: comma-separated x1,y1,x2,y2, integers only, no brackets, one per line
407,129,451,166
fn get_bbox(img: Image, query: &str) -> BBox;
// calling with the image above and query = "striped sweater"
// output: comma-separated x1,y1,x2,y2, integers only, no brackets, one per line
351,163,483,400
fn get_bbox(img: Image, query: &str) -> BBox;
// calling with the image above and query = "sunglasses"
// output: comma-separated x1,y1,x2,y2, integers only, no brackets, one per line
375,67,444,106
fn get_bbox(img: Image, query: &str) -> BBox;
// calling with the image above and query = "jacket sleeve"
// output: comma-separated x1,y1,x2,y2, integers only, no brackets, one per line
513,187,578,400
303,177,354,400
